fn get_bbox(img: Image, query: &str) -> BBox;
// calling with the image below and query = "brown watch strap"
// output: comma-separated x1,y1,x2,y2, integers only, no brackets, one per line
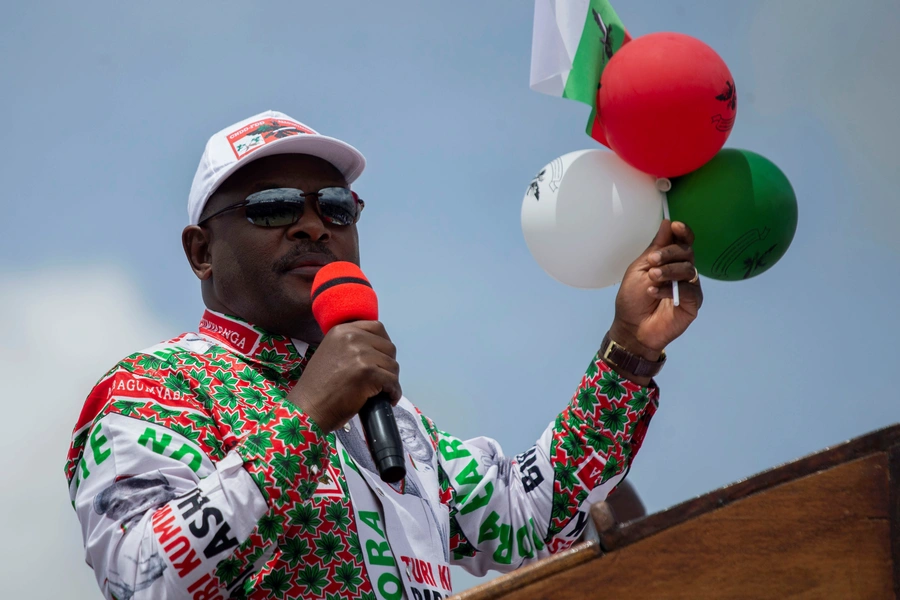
600,332,666,378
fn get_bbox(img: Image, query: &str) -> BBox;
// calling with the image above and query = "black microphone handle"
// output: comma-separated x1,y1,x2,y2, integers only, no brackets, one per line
358,393,406,483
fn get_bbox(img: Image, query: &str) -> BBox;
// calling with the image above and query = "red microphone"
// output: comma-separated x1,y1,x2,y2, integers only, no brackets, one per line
311,262,406,483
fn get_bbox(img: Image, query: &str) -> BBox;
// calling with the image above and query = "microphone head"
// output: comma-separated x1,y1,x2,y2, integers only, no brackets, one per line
311,262,379,334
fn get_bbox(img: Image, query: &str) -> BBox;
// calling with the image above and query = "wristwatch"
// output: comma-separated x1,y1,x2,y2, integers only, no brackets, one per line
600,331,666,378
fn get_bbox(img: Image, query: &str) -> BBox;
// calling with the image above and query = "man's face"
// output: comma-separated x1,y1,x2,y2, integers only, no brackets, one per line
94,474,176,520
190,154,361,340
396,412,432,462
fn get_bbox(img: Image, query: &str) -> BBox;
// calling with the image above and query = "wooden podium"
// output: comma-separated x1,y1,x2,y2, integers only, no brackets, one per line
453,425,900,599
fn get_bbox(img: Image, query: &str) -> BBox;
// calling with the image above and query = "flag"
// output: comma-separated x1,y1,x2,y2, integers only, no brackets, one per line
529,0,631,145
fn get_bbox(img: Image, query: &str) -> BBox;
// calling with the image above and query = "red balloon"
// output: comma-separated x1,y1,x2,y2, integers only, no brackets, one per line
598,32,737,177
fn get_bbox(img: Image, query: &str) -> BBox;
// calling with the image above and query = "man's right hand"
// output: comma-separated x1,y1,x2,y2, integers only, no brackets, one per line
288,321,401,433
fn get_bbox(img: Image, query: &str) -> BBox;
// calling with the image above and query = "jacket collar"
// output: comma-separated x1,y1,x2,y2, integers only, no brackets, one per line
198,309,312,377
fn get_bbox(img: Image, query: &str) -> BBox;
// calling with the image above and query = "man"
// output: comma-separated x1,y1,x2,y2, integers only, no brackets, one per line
65,109,702,599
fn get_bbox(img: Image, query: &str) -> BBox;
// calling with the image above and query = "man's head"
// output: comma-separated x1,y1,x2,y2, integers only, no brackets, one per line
395,407,434,463
93,473,177,521
182,111,367,343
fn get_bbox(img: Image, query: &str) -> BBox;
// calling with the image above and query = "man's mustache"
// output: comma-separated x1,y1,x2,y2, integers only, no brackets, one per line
273,243,339,273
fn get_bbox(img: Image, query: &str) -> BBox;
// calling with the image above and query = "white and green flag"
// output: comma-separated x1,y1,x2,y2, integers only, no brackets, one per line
530,0,631,143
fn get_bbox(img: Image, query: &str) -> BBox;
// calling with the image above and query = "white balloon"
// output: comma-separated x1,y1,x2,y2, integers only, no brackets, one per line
521,149,664,289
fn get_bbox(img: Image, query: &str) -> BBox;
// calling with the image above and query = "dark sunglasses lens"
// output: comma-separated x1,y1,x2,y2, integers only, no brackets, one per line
244,189,305,227
317,187,358,226
245,202,302,227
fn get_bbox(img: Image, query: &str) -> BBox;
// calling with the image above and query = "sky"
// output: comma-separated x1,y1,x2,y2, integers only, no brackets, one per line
1,0,898,597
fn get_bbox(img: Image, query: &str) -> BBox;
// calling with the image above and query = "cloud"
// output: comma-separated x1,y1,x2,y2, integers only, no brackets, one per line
0,266,172,599
748,0,900,248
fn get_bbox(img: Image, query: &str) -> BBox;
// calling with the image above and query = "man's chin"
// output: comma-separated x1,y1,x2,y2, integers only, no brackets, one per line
277,271,316,296
270,286,318,322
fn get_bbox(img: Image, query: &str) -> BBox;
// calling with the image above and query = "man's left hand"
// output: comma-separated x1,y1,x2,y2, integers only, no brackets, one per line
607,220,703,384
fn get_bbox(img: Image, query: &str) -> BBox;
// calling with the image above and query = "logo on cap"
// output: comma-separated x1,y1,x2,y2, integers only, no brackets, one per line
226,118,316,159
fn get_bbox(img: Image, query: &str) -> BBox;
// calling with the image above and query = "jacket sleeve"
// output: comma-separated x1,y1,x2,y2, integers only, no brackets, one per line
66,369,330,600
433,353,659,576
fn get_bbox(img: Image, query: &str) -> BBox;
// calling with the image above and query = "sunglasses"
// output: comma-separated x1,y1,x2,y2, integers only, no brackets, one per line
198,187,364,227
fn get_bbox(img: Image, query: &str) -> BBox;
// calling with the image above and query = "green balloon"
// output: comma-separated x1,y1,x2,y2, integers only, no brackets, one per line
668,149,798,281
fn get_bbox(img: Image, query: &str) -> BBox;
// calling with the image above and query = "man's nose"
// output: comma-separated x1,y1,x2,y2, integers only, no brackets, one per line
285,199,330,242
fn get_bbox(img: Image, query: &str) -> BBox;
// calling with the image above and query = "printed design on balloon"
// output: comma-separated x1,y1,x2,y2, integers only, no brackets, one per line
526,157,563,202
711,227,777,279
710,114,735,132
527,169,545,201
716,81,737,110
711,80,737,132
548,157,563,191
742,245,779,279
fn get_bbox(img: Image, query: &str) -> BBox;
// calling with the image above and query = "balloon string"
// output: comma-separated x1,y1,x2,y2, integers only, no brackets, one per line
661,194,680,307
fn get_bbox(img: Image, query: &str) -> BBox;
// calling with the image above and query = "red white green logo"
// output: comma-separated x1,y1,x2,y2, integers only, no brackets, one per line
227,118,316,159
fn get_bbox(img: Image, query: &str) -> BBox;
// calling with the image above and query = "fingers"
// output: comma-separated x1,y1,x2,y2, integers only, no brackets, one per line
345,343,402,403
352,320,393,342
369,351,402,403
645,232,702,306
648,280,704,308
648,221,695,251
647,219,674,250
356,335,401,402
343,324,402,401
358,329,397,360
648,242,693,268
377,365,403,404
327,321,403,399
332,322,396,358
648,261,696,285
672,221,695,246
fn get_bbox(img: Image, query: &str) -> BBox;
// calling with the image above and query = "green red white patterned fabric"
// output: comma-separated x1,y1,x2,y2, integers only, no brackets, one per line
66,310,659,599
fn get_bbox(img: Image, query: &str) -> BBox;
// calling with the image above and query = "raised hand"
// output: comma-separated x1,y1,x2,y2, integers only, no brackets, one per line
607,220,703,383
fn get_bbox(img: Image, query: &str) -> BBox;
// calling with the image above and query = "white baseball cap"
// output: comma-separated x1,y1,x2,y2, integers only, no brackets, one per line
187,109,366,225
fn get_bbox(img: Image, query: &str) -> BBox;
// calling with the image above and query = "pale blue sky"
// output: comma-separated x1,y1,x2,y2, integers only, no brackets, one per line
1,1,898,596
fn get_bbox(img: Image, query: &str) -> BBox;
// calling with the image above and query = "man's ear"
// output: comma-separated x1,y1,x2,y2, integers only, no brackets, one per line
182,226,213,280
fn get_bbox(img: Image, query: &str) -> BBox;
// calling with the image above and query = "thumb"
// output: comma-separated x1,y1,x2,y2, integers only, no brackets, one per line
647,219,673,251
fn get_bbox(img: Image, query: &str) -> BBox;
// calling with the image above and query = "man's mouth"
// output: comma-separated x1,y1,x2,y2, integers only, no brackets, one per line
280,254,333,278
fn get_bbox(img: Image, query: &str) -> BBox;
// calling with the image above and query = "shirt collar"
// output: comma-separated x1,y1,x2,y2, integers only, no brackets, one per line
198,309,312,376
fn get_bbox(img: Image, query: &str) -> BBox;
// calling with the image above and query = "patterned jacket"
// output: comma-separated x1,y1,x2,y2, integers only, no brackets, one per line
65,310,659,599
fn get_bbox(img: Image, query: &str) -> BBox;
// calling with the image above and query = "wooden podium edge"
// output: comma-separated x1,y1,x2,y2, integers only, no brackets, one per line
451,541,602,600
596,424,900,555
452,424,900,599
890,444,900,598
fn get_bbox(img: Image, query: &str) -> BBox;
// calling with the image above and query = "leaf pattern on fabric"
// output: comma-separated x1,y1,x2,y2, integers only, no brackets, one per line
65,310,661,598
65,311,378,599
545,353,659,544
